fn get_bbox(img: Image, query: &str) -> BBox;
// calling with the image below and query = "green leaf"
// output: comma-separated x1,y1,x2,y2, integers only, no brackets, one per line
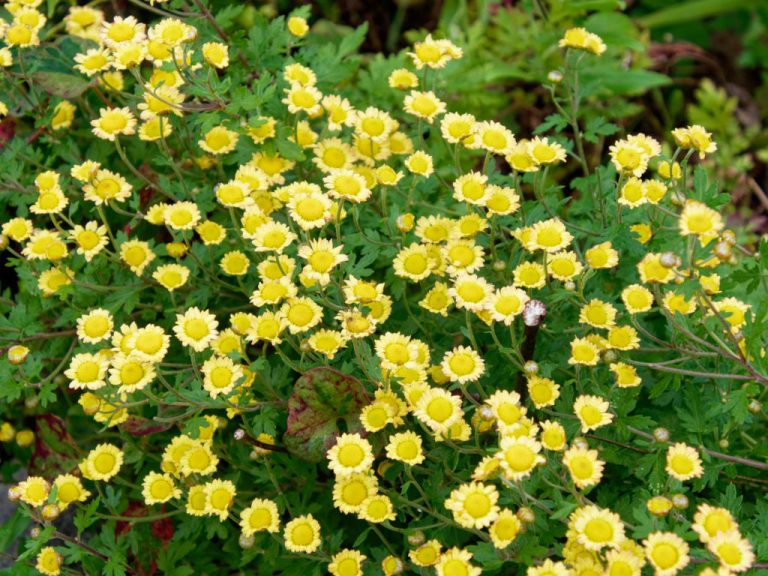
30,71,90,98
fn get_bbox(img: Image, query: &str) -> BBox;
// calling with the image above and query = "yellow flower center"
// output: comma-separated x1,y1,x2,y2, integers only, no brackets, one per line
94,452,116,474
396,440,418,461
670,454,693,475
651,543,679,569
210,366,233,389
341,480,368,505
150,479,173,499
426,397,454,423
464,492,491,518
569,455,594,479
337,444,364,467
120,362,145,386
290,523,315,546
448,353,475,376
583,518,614,543
184,318,209,340
503,445,535,472
716,542,742,566
248,508,272,529
210,488,232,510
76,361,100,382
77,230,101,251
287,303,314,327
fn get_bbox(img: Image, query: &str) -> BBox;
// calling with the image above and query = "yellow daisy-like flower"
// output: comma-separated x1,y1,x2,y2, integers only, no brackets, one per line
414,387,463,434
574,395,613,432
529,219,573,253
18,476,50,507
219,251,250,277
323,169,372,203
638,252,677,284
643,532,690,576
540,420,567,451
282,82,323,115
559,27,606,55
474,120,516,155
385,431,424,465
198,125,239,155
622,284,654,313
196,221,227,245
679,200,724,243
283,514,322,553
486,286,528,325
568,337,600,366
692,504,738,543
489,508,521,549
572,505,625,551
298,238,349,285
287,188,332,230
240,498,280,536
605,550,645,576
328,549,366,576
388,68,418,90
450,274,493,312
585,241,619,269
607,325,640,350
453,172,489,206
672,125,717,158
83,168,133,205
333,473,378,514
579,299,617,329
410,539,442,567
527,376,560,409
142,472,180,505
185,485,208,517
91,106,136,140
53,474,90,509
443,239,485,275
707,531,754,572
666,442,703,481
527,559,571,576
420,282,453,316
710,297,750,331
485,389,524,430
308,329,347,360
201,355,243,398
119,240,155,276
436,547,481,576
36,547,62,576
609,362,641,388
76,308,113,344
609,139,649,177
204,479,236,521
173,307,219,352
108,353,155,392
403,90,446,123
445,481,500,529
179,440,219,476
497,435,545,481
327,433,374,476
280,297,323,334
513,261,547,289
65,353,109,390
393,243,432,282
287,15,309,37
441,345,485,384
74,48,112,76
2,217,33,242
663,292,697,316
23,230,69,262
152,263,190,292
547,251,583,281
80,443,124,481
126,324,169,363
69,222,109,261
202,41,229,68
405,151,434,177
618,177,646,208
251,220,297,253
163,201,201,231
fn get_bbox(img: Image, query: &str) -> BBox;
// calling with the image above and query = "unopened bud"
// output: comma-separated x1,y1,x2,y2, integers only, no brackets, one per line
653,427,670,442
718,439,729,449
8,345,30,365
396,213,414,233
748,400,762,414
670,190,686,206
547,70,563,83
523,360,538,374
299,340,311,353
492,260,506,271
407,530,425,547
721,230,736,246
479,406,494,421
572,437,589,450
522,300,546,327
517,507,535,523
239,534,255,548
7,486,21,503
0,234,8,250
647,496,672,516
659,252,678,269
233,429,245,441
713,242,731,260
42,503,60,521
603,349,618,363
564,280,576,291
672,493,689,509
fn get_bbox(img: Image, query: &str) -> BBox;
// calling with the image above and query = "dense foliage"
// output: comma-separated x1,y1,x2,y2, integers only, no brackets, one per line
0,1,767,576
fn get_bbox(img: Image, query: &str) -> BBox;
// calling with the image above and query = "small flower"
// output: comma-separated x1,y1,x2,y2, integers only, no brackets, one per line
240,498,280,536
91,107,136,140
36,547,62,576
643,531,690,576
496,436,544,481
327,433,374,476
204,479,236,521
174,307,219,352
665,442,703,481
435,547,481,576
80,444,124,481
571,505,625,551
445,482,500,529
574,395,613,432
198,125,239,155
142,472,180,505
385,431,424,465
403,90,446,123
283,514,322,553
201,355,243,398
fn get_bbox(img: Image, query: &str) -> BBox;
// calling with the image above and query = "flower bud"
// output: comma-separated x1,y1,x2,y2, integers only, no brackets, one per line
407,530,425,547
721,229,736,246
239,534,255,548
492,260,506,271
547,70,563,83
15,430,34,448
652,427,670,442
603,349,618,363
718,438,729,449
748,399,762,414
233,428,245,441
42,503,60,521
377,461,393,477
572,437,589,450
517,507,535,524
522,300,546,327
523,360,538,374
0,422,15,442
672,494,689,509
396,213,414,233
564,280,576,291
713,242,731,260
0,234,8,250
287,16,309,38
30,527,41,538
7,345,30,365
670,190,686,206
166,242,188,258
659,252,678,269
478,406,495,421
647,496,672,516
7,485,21,503
382,556,404,576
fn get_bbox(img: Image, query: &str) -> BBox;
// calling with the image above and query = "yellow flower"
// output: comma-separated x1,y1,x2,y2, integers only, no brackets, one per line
409,34,462,70
196,220,227,245
453,171,489,205
327,433,374,476
572,505,626,551
65,353,109,390
672,125,717,158
108,353,156,391
101,15,146,48
280,297,323,334
394,243,432,282
441,345,485,383
679,200,724,243
185,485,208,516
173,307,219,352
283,513,322,553
489,508,521,548
692,504,738,543
142,472,180,505
618,177,646,208
53,474,90,508
574,395,613,432
414,387,463,434
403,90,446,123
637,253,675,284
540,420,566,451
644,179,667,204
202,41,229,68
445,482,500,529
497,435,544,481
643,532,690,576
385,431,424,465
283,82,323,115
51,101,76,130
569,337,600,366
240,498,280,536
529,218,573,253
665,442,703,481
36,547,62,576
328,549,366,576
707,531,754,573
579,299,617,329
83,168,133,204
153,263,190,291
622,284,654,313
201,355,243,398
251,220,297,253
76,308,113,344
388,68,418,89
80,443,124,481
287,15,309,37
709,297,750,331
69,222,109,261
563,444,604,488
23,230,69,261
547,251,583,281
410,539,442,567
663,292,697,316
609,362,641,388
559,27,606,55
204,479,236,521
119,240,155,275
585,241,619,269
441,112,476,144
610,139,649,177
2,217,33,242
527,560,571,576
198,125,239,155
435,547,481,576
91,106,136,140
18,476,50,507
513,261,547,289
179,440,219,476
